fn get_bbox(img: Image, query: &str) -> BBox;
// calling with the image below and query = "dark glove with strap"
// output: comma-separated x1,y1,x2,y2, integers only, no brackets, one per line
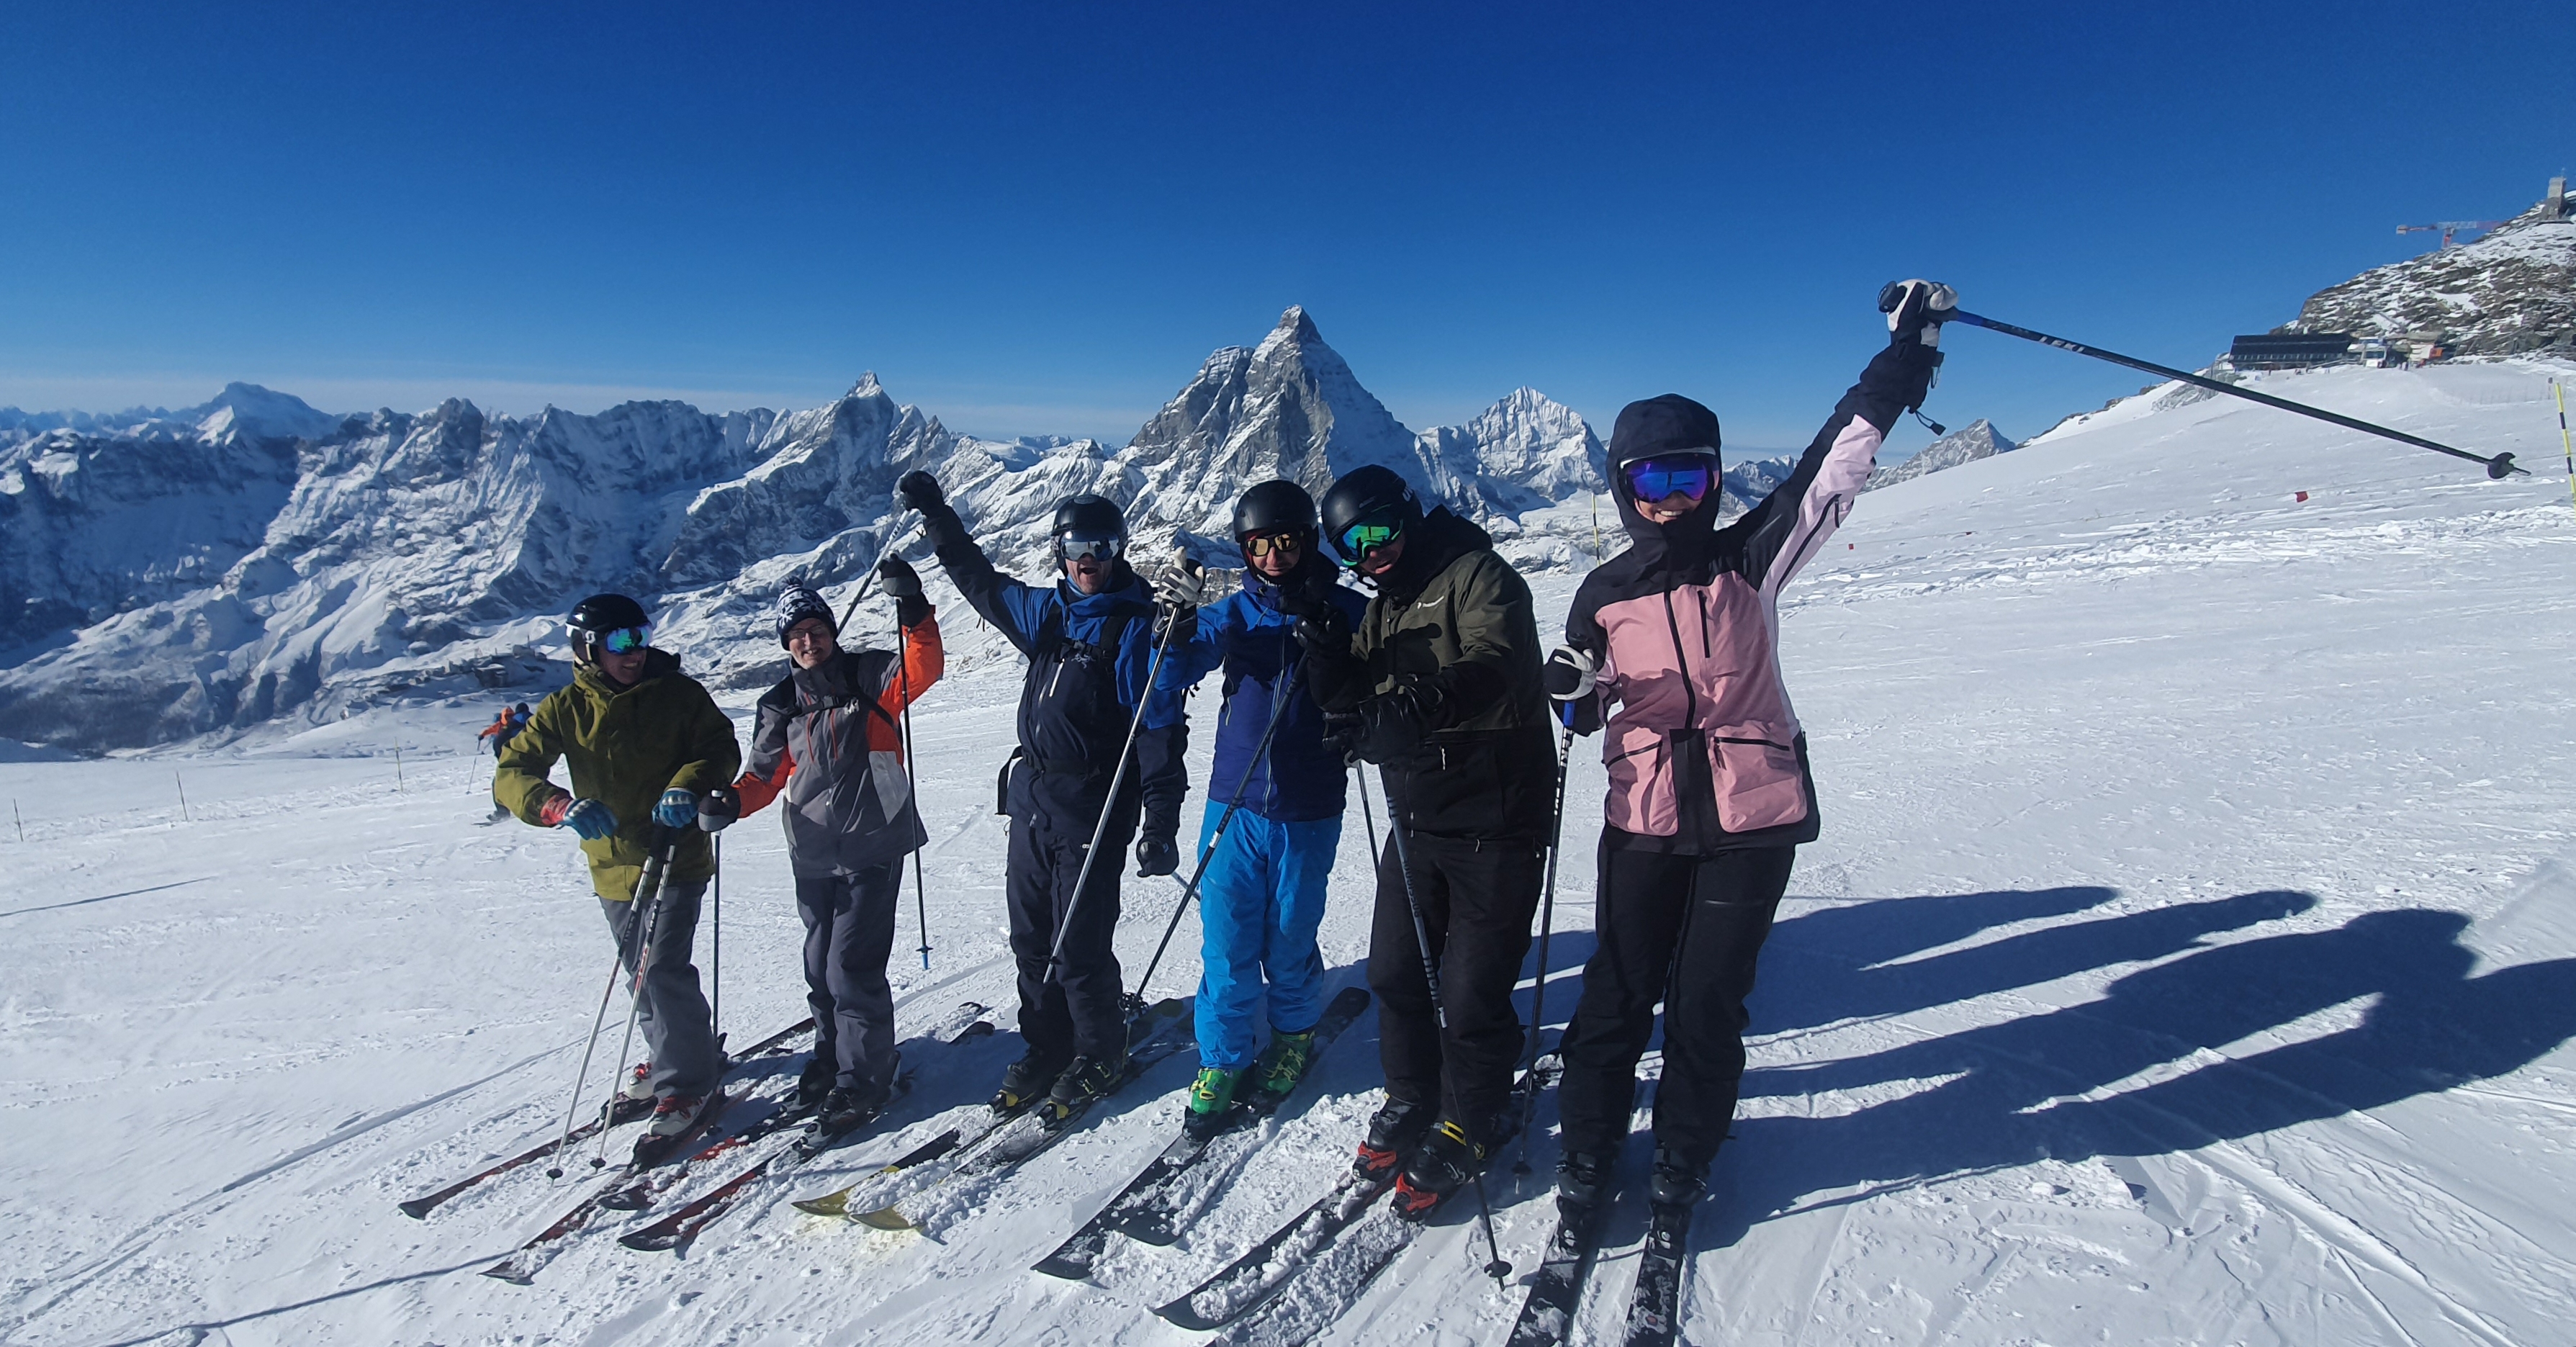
1875,279,1957,415
878,554,929,628
894,470,945,513
1352,675,1446,765
697,784,742,833
1135,831,1179,878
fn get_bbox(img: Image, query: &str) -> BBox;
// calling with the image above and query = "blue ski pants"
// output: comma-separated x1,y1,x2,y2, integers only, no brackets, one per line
1194,800,1340,1071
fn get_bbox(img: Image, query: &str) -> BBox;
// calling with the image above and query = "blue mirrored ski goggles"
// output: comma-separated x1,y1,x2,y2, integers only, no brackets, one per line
1336,510,1406,563
598,624,652,656
1621,454,1719,505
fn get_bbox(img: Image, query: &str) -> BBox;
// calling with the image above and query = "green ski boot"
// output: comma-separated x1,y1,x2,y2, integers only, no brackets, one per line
1248,1028,1315,1108
1183,1066,1240,1141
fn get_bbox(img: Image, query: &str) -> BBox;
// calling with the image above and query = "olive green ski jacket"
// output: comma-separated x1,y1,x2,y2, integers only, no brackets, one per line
494,648,742,902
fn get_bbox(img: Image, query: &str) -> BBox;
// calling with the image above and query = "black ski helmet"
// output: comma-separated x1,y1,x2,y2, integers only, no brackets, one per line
1233,479,1318,548
1318,465,1422,566
1606,395,1723,475
1051,494,1127,562
567,593,651,665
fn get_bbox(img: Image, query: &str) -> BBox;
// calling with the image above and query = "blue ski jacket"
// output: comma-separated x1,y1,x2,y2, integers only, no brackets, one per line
1160,561,1370,824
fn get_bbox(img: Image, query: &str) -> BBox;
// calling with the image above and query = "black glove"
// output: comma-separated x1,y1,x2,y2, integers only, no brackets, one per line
878,554,930,628
1135,832,1179,878
1354,685,1433,764
894,470,945,513
697,785,742,833
1156,601,1198,646
1322,711,1365,762
1294,605,1353,661
1558,694,1601,737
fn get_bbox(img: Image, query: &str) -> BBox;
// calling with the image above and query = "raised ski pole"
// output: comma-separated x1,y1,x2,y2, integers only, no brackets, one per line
838,518,923,631
1378,768,1513,1291
1510,719,1578,1176
1132,665,1305,1001
900,632,932,970
1944,308,2527,479
1045,582,1187,976
590,827,679,1171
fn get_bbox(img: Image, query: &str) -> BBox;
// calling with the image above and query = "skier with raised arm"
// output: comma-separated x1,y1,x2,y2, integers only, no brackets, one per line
1150,480,1372,1139
699,557,942,1144
895,469,1189,1120
1544,281,1955,1251
494,595,741,1153
1298,465,1554,1220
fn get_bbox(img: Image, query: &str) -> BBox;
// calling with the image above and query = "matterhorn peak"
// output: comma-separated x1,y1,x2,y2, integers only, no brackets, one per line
1274,305,1320,341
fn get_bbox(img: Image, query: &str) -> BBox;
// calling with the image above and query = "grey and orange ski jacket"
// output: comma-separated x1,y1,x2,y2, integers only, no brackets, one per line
1564,341,1933,852
733,611,942,878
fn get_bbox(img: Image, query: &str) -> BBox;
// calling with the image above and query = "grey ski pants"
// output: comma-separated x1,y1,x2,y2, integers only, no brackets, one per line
598,879,724,1099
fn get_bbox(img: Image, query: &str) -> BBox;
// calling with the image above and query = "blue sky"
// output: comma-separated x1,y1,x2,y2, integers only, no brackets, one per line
1,1,2565,456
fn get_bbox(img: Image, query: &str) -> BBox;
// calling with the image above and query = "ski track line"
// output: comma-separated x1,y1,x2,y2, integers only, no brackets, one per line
215,1042,567,1194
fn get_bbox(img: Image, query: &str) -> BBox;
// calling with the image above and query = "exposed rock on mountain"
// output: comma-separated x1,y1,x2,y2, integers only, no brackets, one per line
2291,189,2576,355
1865,418,2016,490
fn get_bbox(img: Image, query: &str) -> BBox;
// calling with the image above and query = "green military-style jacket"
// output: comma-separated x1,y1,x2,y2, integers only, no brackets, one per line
494,648,741,902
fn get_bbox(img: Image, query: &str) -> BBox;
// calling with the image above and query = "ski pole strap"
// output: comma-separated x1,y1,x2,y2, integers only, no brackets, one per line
1947,310,2524,478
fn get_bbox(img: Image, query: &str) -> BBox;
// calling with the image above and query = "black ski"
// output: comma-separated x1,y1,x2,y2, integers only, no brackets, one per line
397,1015,814,1220
850,1004,1197,1232
791,999,1185,1222
1032,986,1372,1280
1154,1055,1560,1338
1621,1200,1691,1347
1505,1203,1605,1346
478,1087,737,1284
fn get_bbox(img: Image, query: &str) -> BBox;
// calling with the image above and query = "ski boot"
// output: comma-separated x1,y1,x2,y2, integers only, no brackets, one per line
1245,1027,1315,1109
813,1081,891,1140
1647,1146,1705,1214
1391,1117,1489,1222
991,1050,1071,1114
791,1056,837,1113
622,1060,654,1103
630,1091,722,1166
1555,1148,1613,1230
1042,1048,1126,1128
1354,1096,1433,1183
1183,1066,1240,1141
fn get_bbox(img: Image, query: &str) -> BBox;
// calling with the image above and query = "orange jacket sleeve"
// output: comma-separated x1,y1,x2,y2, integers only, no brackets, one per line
732,745,793,816
878,608,944,722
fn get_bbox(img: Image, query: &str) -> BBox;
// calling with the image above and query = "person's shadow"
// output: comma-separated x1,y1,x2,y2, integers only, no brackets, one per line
1697,893,2576,1243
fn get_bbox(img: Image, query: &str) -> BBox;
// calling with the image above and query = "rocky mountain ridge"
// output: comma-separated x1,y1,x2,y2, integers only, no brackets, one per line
2290,186,2576,354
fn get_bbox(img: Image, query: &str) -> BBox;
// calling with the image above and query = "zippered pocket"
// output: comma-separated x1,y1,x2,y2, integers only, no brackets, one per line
1707,727,1806,832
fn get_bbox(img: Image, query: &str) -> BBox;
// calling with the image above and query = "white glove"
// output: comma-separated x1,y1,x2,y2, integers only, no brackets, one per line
1881,279,1959,348
1541,645,1599,700
1154,557,1208,609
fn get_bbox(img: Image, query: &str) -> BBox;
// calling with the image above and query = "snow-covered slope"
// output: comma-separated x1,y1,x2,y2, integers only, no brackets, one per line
4,356,2570,1346
0,312,1607,752
2292,189,2576,353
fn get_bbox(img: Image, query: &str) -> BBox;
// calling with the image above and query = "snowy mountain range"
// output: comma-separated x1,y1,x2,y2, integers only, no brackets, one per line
1865,418,2015,490
0,308,1608,752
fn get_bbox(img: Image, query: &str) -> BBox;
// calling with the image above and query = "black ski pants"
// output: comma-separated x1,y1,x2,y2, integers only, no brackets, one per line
796,864,901,1096
1369,830,1545,1140
1557,840,1794,1175
598,879,724,1099
1006,813,1132,1066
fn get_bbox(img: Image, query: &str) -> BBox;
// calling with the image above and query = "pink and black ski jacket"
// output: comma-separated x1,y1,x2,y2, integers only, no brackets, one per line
1564,343,1932,852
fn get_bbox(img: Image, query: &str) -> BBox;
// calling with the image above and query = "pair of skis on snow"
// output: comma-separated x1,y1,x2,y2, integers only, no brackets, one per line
788,996,1196,1230
1504,1185,1692,1347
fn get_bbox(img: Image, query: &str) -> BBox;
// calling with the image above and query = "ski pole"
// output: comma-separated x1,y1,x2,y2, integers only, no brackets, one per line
1510,721,1577,1176
1944,308,2526,479
709,832,721,1043
546,945,629,1179
1133,664,1304,1001
838,519,923,631
900,631,932,970
2554,379,2575,515
591,827,678,1171
1045,590,1186,974
1377,768,1512,1289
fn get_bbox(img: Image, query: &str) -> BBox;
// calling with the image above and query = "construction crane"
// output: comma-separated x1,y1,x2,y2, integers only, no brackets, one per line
2397,220,2507,248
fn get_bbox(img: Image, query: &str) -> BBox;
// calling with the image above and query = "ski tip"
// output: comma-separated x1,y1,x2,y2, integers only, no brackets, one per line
477,1260,537,1285
851,1206,915,1231
1030,1253,1094,1281
619,1230,682,1253
1149,1300,1221,1332
791,1191,852,1217
396,1197,438,1220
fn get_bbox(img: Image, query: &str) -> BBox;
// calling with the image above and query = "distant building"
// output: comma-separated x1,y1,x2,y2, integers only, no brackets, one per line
2228,333,2357,370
